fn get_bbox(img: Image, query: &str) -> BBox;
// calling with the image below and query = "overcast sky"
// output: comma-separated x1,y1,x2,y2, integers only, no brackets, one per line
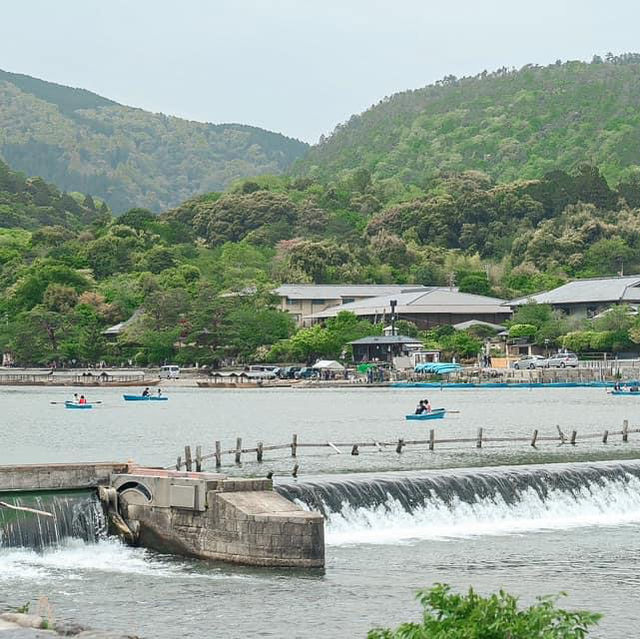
1,0,639,143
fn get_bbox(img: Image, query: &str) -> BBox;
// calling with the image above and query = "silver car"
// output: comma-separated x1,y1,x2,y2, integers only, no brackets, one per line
545,352,579,368
512,355,547,370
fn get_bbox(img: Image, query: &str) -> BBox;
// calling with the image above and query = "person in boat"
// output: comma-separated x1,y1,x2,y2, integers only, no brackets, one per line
631,384,639,393
72,393,79,404
157,388,162,397
414,399,432,414
142,387,150,397
78,395,87,405
614,382,621,391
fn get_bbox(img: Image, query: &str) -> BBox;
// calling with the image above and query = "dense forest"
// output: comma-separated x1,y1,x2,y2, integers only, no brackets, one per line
3,150,640,366
4,55,640,366
0,69,308,212
295,54,640,186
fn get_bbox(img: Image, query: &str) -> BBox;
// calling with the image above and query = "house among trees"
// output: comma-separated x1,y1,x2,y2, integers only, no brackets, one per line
274,284,429,326
508,275,640,318
304,287,511,329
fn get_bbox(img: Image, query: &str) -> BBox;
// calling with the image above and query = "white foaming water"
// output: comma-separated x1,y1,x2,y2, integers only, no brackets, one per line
323,474,640,545
0,537,179,581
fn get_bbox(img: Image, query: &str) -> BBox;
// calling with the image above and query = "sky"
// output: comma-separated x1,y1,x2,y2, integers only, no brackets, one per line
1,0,639,143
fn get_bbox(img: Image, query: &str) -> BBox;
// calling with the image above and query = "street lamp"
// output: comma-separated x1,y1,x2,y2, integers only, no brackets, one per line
389,299,397,336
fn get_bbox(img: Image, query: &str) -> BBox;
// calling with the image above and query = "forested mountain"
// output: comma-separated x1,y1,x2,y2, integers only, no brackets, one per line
295,54,640,186
0,69,308,213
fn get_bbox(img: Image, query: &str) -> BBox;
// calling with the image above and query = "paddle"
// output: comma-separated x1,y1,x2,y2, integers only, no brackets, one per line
50,400,103,405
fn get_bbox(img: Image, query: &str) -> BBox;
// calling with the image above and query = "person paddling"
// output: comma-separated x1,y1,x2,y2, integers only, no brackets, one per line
78,395,87,405
72,392,79,404
157,388,162,397
142,387,150,397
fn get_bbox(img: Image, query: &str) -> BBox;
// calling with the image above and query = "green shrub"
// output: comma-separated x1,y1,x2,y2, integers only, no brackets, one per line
368,584,600,638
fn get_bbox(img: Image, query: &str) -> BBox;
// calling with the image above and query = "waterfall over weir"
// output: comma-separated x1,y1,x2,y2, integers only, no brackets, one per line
0,490,106,549
276,460,640,545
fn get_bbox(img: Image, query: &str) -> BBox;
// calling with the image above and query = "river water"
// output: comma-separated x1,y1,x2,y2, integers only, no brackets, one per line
2,386,640,637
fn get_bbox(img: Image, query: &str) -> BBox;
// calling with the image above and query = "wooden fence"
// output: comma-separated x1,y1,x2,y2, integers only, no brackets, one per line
169,420,638,472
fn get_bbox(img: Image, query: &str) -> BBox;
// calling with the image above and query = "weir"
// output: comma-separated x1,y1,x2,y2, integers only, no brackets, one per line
276,459,640,542
0,462,325,568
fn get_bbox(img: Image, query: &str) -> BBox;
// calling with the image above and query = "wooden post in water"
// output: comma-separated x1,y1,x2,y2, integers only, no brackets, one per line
556,425,566,444
570,430,577,445
396,438,404,454
257,441,264,462
623,419,629,443
195,445,202,472
184,445,193,471
235,437,242,464
476,428,483,449
429,429,435,451
351,444,359,455
530,429,538,448
176,456,182,471
292,463,299,478
214,440,221,468
291,434,298,458
603,429,609,444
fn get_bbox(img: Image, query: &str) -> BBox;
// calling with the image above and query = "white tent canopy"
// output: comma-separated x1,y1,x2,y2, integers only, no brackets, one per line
312,360,345,371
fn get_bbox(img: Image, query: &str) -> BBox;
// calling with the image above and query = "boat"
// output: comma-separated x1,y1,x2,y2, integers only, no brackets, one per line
405,408,446,420
122,394,169,401
610,390,640,396
65,402,93,409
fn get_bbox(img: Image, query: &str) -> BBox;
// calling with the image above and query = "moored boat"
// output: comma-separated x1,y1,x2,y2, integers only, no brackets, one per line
610,390,640,396
405,408,446,420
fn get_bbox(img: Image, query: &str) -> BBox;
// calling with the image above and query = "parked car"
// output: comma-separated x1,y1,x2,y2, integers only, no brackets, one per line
545,352,579,368
512,355,547,370
294,367,317,379
278,366,301,379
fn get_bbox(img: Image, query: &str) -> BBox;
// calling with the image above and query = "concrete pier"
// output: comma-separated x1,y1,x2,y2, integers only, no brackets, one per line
0,462,325,568
111,469,324,568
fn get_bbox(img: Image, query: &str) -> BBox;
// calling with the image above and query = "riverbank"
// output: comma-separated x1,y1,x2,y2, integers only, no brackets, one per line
0,610,137,637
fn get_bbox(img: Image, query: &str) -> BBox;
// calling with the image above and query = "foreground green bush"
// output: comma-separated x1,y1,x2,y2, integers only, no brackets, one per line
368,584,600,638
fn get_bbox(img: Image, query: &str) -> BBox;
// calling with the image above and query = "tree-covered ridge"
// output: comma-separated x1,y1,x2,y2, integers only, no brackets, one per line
165,165,640,297
0,159,108,230
0,69,309,212
295,54,640,186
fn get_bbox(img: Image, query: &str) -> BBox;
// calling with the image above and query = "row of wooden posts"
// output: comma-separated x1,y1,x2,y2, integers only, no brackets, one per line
171,420,636,472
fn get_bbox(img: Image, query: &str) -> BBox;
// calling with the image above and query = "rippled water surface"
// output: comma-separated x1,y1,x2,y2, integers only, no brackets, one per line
2,386,640,637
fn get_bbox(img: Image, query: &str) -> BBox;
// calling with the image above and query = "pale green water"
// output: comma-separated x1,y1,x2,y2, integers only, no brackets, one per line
1,386,640,638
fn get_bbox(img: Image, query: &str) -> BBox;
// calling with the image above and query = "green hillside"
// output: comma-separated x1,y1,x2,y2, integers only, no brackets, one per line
295,54,640,186
0,69,308,213
0,159,108,230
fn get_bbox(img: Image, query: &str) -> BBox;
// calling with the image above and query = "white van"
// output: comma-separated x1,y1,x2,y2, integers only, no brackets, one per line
160,365,180,379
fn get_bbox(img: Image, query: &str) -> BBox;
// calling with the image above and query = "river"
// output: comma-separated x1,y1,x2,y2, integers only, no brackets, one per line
1,386,640,637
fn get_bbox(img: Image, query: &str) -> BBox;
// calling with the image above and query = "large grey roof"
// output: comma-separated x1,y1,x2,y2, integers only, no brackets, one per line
349,335,423,345
307,288,509,319
508,276,640,307
274,284,428,300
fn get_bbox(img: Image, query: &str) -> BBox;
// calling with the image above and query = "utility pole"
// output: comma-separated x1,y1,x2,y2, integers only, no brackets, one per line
390,299,397,336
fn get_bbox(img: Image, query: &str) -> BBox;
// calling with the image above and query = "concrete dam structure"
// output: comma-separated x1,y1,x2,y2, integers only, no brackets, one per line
0,462,325,568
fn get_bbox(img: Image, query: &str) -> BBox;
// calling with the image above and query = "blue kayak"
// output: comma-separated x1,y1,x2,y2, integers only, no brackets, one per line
611,390,640,396
122,394,169,401
65,402,93,410
405,408,446,420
